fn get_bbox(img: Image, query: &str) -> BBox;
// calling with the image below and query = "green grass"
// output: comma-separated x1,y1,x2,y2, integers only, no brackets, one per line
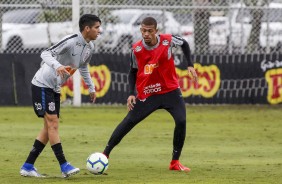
0,105,281,184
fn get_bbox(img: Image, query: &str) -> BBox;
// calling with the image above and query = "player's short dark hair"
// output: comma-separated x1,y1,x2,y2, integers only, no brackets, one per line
141,17,157,28
79,14,101,32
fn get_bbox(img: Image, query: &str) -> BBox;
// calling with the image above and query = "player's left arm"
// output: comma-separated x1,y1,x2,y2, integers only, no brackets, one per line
79,55,96,103
172,35,198,82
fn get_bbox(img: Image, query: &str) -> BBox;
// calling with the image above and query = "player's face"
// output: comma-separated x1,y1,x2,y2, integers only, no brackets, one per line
140,24,158,46
85,21,101,41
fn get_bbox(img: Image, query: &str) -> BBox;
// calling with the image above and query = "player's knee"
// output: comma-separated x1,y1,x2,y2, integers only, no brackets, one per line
123,116,136,125
45,114,59,130
175,117,186,127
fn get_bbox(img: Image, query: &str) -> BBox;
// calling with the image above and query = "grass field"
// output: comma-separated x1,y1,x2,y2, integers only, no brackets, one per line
0,105,281,184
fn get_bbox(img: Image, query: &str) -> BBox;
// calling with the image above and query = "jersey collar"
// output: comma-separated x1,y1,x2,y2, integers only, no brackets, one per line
142,35,160,50
78,32,89,46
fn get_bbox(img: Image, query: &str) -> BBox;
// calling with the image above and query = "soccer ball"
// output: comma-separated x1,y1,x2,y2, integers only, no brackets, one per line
86,152,109,174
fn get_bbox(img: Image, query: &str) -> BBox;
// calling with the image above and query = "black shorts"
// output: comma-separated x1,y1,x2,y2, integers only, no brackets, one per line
31,84,60,118
127,88,186,123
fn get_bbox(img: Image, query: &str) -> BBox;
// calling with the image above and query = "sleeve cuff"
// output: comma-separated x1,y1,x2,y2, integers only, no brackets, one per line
89,86,96,93
54,63,63,70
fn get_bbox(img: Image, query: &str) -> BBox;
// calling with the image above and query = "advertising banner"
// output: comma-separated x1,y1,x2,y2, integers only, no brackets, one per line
1,53,281,105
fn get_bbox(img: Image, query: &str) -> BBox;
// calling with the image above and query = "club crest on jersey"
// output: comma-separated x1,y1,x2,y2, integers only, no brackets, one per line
135,46,142,52
76,42,81,47
48,102,55,112
162,40,169,46
34,102,42,110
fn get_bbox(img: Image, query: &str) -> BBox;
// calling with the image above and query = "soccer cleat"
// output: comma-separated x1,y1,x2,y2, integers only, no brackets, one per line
20,163,45,177
169,160,191,172
61,162,80,178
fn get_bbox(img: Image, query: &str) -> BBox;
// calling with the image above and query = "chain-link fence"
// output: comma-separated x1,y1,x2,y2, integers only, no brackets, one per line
1,0,282,54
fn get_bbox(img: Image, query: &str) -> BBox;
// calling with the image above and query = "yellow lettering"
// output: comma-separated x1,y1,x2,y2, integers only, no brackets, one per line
265,68,282,104
176,63,220,98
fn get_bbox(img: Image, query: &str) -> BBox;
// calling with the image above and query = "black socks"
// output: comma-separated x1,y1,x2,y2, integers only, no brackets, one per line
25,139,46,164
51,143,67,165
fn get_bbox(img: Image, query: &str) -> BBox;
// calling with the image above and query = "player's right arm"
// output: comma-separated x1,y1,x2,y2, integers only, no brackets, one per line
40,34,76,78
127,51,138,110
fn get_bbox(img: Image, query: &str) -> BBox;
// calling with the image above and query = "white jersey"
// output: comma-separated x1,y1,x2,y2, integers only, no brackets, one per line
32,32,95,93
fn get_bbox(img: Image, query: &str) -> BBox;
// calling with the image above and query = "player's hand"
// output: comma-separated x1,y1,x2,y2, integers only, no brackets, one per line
188,66,198,83
127,95,136,111
56,66,71,79
90,92,96,103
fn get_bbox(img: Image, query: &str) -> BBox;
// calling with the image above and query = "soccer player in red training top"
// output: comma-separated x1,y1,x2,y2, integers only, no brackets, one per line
103,17,198,171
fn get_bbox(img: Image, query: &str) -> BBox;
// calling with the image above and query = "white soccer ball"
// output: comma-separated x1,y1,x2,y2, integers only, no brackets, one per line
86,152,109,174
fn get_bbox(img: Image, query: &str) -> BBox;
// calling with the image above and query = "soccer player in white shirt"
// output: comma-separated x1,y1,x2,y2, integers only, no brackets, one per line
20,14,101,178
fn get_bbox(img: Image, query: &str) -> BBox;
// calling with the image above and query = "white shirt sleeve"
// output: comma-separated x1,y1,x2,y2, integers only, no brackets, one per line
40,38,71,70
171,35,185,47
79,56,95,93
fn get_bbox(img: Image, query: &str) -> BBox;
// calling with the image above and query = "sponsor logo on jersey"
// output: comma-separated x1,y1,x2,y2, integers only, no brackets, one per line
34,102,42,110
162,40,169,46
48,102,56,111
143,83,162,95
135,46,142,52
144,63,159,74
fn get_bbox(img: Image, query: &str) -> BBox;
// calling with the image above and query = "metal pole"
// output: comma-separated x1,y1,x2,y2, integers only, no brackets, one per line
228,0,233,54
0,11,2,53
266,0,270,53
239,1,244,54
72,0,81,106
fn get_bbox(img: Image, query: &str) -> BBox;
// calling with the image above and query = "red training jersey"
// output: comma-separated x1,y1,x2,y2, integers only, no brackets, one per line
132,34,179,100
